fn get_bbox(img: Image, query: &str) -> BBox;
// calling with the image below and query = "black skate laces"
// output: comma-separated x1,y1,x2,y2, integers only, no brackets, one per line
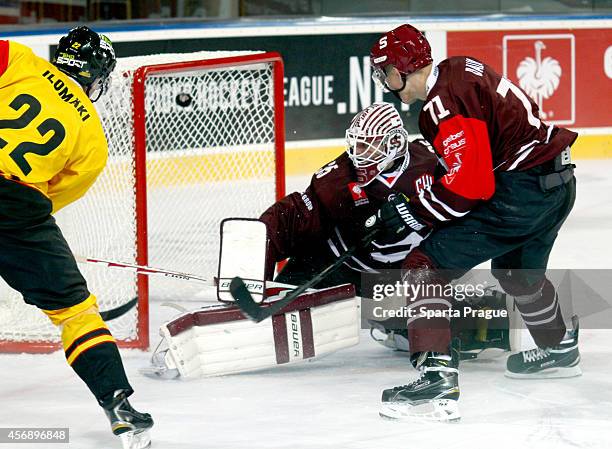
394,355,457,390
393,371,428,391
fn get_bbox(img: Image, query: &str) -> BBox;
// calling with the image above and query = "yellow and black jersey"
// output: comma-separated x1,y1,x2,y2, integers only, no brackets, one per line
0,40,107,212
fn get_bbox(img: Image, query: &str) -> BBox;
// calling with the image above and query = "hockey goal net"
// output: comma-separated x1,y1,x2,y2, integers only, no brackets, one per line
0,51,285,353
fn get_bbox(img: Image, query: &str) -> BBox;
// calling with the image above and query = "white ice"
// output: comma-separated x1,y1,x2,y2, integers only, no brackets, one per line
1,160,611,449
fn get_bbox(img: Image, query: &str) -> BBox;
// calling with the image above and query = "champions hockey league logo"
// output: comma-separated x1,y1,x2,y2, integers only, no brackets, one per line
348,182,369,206
503,34,575,125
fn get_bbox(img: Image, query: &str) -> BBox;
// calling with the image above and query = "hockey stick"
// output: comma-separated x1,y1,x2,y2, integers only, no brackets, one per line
76,257,213,321
100,297,138,321
230,228,379,322
76,256,212,285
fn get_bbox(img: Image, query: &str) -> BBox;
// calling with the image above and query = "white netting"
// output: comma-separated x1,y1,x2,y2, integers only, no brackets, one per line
0,51,281,349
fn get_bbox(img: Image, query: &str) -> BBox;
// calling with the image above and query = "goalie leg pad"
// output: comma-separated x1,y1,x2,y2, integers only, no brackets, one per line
156,285,359,378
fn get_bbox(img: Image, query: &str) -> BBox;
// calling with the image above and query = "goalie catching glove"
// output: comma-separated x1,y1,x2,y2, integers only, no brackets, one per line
368,193,429,244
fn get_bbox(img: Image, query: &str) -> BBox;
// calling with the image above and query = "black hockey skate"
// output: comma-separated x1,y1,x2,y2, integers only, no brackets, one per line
103,390,153,449
505,315,581,379
380,350,460,422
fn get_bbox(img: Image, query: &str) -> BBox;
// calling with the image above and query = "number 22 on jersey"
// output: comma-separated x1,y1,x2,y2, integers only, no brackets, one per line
0,93,66,176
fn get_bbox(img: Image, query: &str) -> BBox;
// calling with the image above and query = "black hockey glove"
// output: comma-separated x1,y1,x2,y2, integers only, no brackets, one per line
368,193,428,244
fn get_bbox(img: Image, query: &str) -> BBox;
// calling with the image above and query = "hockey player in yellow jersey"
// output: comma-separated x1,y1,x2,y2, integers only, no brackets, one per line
0,39,107,211
0,27,153,449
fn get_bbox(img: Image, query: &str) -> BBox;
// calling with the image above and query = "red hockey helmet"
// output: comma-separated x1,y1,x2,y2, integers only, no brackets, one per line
370,24,432,91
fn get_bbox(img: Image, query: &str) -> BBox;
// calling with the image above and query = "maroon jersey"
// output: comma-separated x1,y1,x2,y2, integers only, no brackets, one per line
411,56,578,226
261,140,439,273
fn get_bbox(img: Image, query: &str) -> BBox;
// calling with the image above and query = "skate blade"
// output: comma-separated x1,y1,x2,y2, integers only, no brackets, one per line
380,399,461,423
504,364,582,379
119,429,151,449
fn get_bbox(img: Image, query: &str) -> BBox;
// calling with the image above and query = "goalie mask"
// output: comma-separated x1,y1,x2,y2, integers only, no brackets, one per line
345,102,410,186
53,26,117,102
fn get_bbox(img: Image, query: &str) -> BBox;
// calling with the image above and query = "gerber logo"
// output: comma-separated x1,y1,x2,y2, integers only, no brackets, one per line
442,131,466,155
395,203,425,231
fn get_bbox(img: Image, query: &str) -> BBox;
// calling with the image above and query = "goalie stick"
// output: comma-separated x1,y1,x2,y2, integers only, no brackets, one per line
230,227,379,322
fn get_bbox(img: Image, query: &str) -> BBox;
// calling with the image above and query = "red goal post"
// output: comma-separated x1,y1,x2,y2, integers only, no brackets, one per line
0,51,286,353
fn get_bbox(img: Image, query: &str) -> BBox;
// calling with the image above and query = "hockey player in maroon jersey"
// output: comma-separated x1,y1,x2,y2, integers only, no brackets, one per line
260,101,440,289
259,101,510,363
369,24,580,421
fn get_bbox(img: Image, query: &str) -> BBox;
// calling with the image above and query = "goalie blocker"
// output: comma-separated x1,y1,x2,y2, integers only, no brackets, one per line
151,284,359,378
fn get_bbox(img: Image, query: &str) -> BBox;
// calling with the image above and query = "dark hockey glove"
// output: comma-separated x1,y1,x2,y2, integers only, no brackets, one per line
370,193,428,243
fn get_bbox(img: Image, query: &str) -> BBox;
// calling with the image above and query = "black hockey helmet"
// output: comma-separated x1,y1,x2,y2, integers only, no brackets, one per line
52,26,116,102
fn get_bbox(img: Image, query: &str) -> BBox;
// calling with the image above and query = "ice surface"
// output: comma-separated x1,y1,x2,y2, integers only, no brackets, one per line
1,160,611,449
